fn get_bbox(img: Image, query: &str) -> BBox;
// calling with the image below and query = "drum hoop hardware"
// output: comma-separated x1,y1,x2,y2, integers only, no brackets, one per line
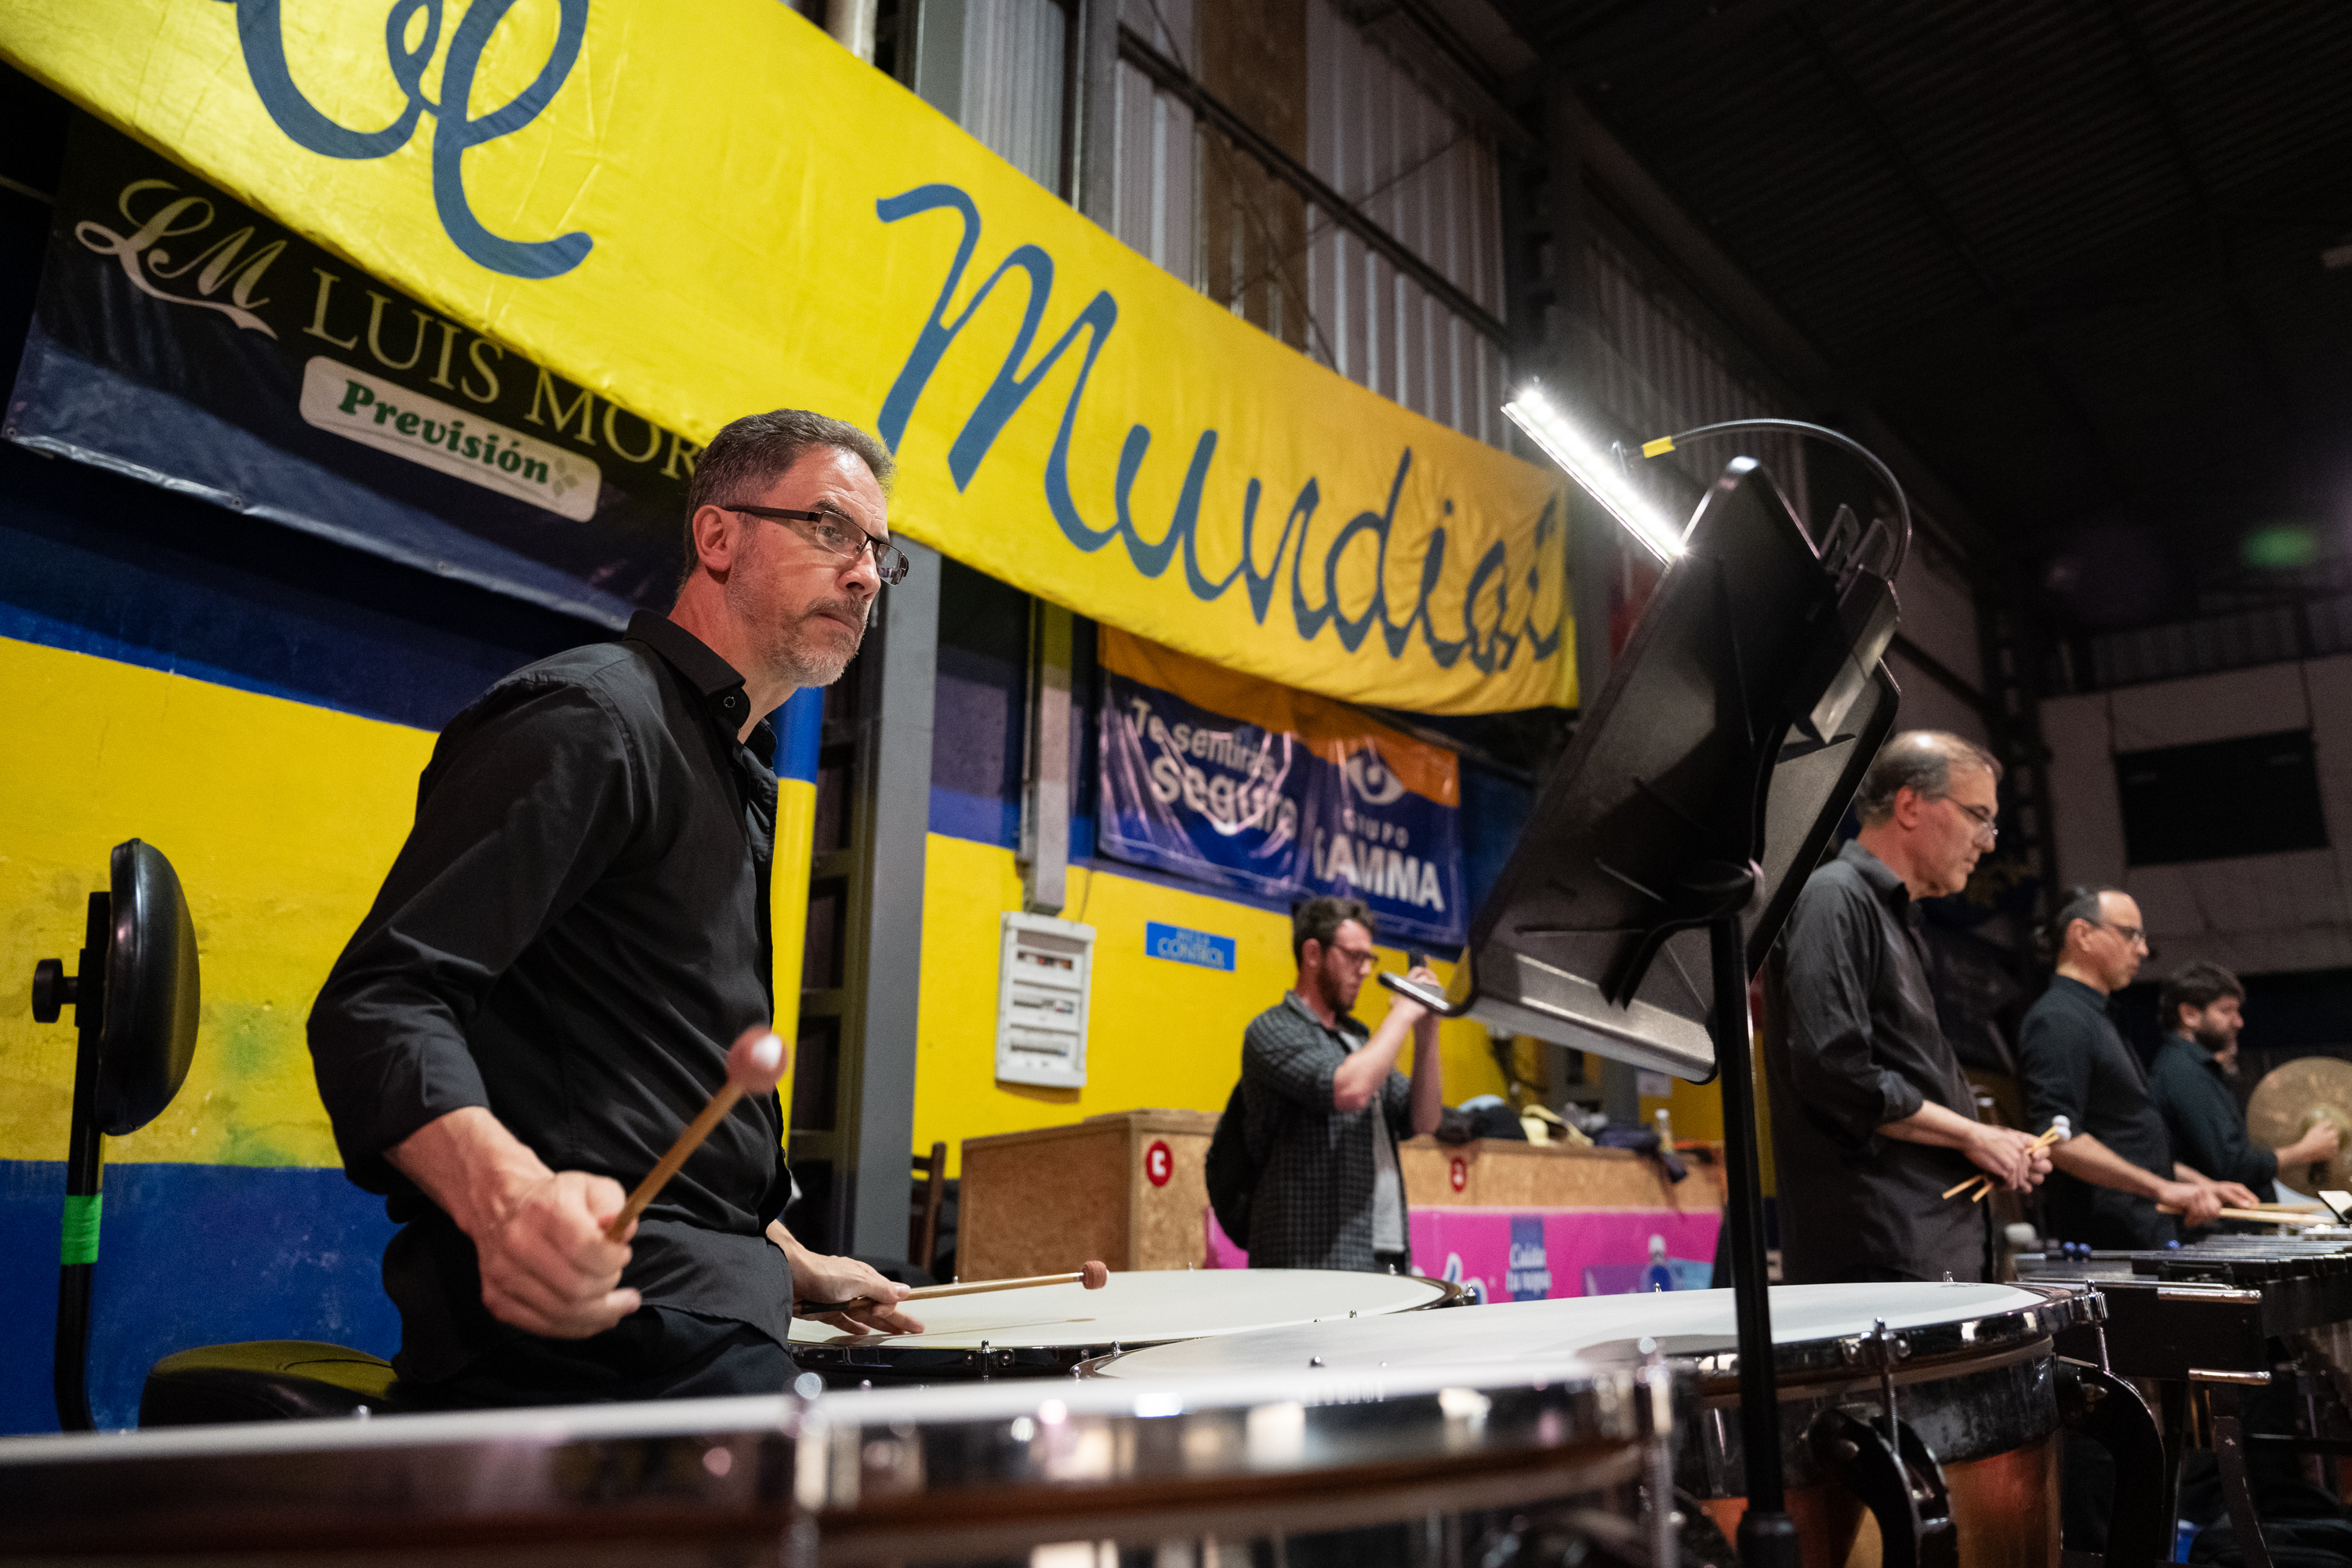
1692,1336,2049,1410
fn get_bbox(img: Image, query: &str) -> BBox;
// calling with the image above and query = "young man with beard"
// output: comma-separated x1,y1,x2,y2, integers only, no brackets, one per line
1766,731,2050,1283
310,410,920,1408
2020,890,2260,1248
2149,961,2338,1203
1241,897,1444,1272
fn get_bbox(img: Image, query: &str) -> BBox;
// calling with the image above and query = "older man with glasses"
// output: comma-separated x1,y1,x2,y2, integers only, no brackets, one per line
1764,730,2050,1286
310,408,919,1410
2019,887,2260,1250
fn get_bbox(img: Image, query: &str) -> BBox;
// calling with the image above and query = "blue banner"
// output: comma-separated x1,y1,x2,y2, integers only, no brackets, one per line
1097,630,1466,949
5,115,695,628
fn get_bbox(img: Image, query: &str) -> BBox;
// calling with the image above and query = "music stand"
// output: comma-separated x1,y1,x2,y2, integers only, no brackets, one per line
1385,456,1900,1566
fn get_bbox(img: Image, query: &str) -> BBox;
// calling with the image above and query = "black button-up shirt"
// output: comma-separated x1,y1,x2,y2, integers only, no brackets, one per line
1242,995,1414,1272
309,612,787,1381
1764,840,1987,1283
2149,1032,2276,1195
2019,975,2176,1250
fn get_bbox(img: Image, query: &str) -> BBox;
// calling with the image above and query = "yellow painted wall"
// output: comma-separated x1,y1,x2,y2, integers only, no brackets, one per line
4,635,1497,1184
0,637,424,1167
903,833,1508,1174
0,636,817,1170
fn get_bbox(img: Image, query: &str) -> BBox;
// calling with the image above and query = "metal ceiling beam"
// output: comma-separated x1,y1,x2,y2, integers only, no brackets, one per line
2096,0,2299,430
1552,91,2000,566
1781,12,2129,497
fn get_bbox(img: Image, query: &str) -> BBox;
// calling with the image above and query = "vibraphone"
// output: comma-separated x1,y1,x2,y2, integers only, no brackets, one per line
2020,1230,2352,1568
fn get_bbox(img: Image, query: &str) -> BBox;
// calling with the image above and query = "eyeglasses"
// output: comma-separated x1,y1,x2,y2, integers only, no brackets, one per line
1329,947,1380,971
1936,795,1998,846
2094,920,2150,950
724,503,909,585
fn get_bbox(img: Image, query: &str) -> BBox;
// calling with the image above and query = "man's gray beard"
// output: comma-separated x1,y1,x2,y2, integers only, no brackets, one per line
771,611,862,688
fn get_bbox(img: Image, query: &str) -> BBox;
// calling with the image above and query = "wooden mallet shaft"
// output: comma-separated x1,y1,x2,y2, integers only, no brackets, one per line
606,1029,786,1243
800,1261,1109,1315
2159,1204,2329,1225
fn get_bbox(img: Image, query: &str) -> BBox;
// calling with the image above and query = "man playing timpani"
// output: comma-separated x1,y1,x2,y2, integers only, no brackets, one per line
309,411,920,1409
1764,731,2051,1283
2020,888,2256,1247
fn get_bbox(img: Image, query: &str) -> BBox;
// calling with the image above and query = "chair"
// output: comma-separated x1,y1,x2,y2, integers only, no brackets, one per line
911,1141,947,1277
30,839,407,1427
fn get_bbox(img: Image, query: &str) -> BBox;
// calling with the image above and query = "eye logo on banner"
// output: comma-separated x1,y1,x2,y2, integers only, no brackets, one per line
1097,630,1465,949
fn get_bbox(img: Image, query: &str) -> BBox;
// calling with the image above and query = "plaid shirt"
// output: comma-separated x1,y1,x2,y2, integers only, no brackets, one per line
1241,993,1414,1271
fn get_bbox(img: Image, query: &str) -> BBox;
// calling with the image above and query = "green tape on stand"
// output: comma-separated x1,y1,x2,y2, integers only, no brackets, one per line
60,1192,101,1266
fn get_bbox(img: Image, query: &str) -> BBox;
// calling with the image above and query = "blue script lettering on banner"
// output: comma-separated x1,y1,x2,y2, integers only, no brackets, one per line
876,186,1564,679
1145,922,1237,972
220,0,593,278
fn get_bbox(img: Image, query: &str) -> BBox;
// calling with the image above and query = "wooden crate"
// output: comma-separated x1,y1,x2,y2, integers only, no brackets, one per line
957,1109,1219,1280
1401,1137,1726,1213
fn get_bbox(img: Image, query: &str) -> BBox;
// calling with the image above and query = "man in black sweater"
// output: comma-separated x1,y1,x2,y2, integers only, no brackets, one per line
2149,961,2338,1203
2020,889,2257,1249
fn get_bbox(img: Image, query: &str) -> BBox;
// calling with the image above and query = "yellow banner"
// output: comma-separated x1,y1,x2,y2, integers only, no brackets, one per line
1,0,1574,713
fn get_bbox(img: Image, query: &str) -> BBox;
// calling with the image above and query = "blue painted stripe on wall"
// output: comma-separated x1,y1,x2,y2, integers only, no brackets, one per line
0,1161,401,1434
929,786,1023,849
0,439,607,733
777,686,823,784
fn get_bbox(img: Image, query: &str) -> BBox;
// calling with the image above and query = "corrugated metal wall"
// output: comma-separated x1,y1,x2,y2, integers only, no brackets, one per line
1583,227,1807,519
1301,0,1507,446
1113,0,1197,282
958,0,1068,192
1105,0,1508,445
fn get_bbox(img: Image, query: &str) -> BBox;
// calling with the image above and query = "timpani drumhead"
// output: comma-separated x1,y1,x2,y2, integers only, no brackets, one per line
790,1268,1456,1380
1085,1279,2054,1380
1091,1277,2084,1563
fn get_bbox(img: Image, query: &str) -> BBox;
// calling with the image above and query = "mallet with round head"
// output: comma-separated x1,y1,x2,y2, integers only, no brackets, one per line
606,1028,788,1243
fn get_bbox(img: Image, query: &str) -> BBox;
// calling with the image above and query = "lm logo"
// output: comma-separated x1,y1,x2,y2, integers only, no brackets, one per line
221,0,593,279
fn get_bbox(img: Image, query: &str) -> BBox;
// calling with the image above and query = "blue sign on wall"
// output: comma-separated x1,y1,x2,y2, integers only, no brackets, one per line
1145,921,1237,971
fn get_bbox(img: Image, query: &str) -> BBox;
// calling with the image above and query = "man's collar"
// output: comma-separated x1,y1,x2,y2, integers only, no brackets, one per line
2163,1030,2227,1068
1837,838,1907,904
627,611,756,735
2050,973,2107,1005
1284,990,1361,1035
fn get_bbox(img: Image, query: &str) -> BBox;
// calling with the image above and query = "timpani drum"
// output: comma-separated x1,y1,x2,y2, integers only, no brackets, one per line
0,1359,1673,1566
1091,1279,2114,1568
790,1267,1461,1383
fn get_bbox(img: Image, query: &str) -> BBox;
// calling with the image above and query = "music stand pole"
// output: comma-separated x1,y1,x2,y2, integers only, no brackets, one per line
1708,893,1798,1566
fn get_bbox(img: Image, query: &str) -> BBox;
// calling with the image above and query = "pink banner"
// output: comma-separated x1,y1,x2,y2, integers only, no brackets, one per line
1205,1206,1719,1301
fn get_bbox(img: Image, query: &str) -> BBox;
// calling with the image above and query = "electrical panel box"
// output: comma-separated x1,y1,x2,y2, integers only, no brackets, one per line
996,913,1094,1088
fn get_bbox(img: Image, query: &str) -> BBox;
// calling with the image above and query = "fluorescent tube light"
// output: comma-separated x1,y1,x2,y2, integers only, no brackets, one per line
1502,388,1686,562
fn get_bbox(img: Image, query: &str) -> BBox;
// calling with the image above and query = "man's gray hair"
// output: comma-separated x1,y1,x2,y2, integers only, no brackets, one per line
677,409,895,590
1853,730,2004,827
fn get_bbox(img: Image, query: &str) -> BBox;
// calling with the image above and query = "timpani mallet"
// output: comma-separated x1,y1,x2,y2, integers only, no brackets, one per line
1944,1115,2071,1202
604,1027,789,1243
799,1261,1112,1316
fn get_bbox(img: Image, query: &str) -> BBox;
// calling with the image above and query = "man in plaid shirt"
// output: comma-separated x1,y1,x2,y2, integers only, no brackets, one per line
1241,897,1445,1272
